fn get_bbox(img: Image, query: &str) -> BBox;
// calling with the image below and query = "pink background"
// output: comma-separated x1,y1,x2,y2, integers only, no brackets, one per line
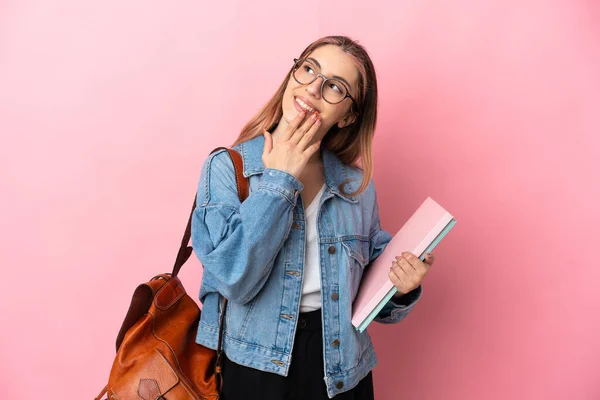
1,0,599,399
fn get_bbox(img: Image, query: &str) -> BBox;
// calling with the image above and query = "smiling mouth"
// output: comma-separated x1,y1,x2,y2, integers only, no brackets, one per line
295,97,317,113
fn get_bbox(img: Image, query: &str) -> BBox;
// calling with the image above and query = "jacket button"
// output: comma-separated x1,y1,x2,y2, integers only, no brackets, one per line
328,245,336,254
332,339,340,347
331,292,339,301
336,381,344,389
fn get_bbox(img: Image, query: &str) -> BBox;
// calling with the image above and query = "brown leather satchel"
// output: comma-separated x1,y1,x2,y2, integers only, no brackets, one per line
95,147,249,400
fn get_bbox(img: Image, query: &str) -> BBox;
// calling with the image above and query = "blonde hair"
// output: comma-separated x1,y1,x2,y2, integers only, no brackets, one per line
232,35,378,197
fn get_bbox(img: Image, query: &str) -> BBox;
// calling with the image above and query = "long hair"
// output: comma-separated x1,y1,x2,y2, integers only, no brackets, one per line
232,35,378,197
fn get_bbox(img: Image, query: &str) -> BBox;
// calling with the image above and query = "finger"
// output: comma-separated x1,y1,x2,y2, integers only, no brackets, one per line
396,254,418,273
402,251,430,273
281,111,307,141
262,131,273,160
401,252,420,266
389,261,410,294
297,115,321,150
424,252,436,266
397,256,426,287
398,253,429,283
290,111,318,144
388,270,405,293
391,260,411,280
394,259,422,291
303,139,322,157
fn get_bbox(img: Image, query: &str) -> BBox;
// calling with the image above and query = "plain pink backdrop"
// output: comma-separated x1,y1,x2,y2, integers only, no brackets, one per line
1,0,599,399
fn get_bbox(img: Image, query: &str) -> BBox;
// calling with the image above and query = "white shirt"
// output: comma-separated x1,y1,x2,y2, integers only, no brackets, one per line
299,183,327,312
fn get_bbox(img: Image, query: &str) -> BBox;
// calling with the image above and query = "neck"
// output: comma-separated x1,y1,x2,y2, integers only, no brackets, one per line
270,118,288,141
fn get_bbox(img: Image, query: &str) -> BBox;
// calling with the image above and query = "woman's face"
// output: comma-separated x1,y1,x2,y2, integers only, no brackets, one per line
281,45,359,135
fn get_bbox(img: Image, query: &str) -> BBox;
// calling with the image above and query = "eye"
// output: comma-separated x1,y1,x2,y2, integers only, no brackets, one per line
328,82,342,93
303,65,315,75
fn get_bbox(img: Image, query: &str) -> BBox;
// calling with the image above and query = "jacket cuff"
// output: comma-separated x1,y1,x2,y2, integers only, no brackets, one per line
258,168,304,205
390,285,422,308
376,285,422,322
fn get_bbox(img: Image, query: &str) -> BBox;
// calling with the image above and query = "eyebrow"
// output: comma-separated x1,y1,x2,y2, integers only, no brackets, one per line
307,57,353,92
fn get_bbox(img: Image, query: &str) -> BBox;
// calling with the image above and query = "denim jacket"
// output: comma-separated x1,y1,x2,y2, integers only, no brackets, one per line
191,135,422,398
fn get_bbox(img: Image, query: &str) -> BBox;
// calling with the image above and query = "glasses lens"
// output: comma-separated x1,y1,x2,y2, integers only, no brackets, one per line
322,79,347,104
294,60,317,84
293,59,348,104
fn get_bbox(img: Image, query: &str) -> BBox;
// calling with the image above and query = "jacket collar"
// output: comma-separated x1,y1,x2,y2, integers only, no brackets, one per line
236,134,358,203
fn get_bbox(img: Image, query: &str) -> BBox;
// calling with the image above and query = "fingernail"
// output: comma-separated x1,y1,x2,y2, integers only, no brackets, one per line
426,252,431,258
315,118,321,125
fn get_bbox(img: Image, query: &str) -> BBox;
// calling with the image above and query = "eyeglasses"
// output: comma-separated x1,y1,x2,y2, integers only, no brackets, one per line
292,58,359,112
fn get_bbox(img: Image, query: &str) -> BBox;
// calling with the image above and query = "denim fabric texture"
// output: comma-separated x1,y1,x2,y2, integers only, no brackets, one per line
192,134,422,398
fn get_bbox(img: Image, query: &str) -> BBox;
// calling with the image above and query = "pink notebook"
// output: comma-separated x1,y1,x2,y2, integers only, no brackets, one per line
351,197,456,332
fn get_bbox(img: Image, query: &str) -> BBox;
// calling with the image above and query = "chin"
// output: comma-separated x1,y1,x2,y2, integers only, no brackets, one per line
281,95,297,124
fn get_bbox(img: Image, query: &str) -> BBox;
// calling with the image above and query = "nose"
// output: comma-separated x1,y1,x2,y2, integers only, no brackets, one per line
306,76,323,99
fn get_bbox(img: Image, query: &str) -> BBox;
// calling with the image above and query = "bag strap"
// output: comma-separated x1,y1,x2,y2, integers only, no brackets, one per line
170,146,249,380
95,148,247,399
94,385,108,400
171,147,249,277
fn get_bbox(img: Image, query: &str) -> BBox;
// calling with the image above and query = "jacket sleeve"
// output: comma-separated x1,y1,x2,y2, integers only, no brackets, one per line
191,149,303,304
365,181,422,324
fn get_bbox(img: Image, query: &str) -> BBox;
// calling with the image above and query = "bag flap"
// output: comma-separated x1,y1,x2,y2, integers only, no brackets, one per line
110,349,180,400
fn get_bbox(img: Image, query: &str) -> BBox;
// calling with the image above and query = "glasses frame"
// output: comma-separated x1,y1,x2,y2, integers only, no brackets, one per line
292,58,359,114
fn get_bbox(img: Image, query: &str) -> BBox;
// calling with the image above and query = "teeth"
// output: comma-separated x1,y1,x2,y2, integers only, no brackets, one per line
296,98,315,113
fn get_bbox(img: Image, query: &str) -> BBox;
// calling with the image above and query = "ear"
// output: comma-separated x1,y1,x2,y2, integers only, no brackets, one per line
337,111,357,129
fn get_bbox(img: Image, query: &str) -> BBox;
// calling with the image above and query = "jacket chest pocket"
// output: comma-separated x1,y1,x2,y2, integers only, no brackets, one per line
341,238,370,301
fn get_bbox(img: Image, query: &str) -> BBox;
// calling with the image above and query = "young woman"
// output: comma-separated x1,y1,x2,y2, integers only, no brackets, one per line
191,36,437,399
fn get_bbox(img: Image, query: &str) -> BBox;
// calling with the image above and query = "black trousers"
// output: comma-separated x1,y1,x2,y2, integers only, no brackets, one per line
221,309,375,400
